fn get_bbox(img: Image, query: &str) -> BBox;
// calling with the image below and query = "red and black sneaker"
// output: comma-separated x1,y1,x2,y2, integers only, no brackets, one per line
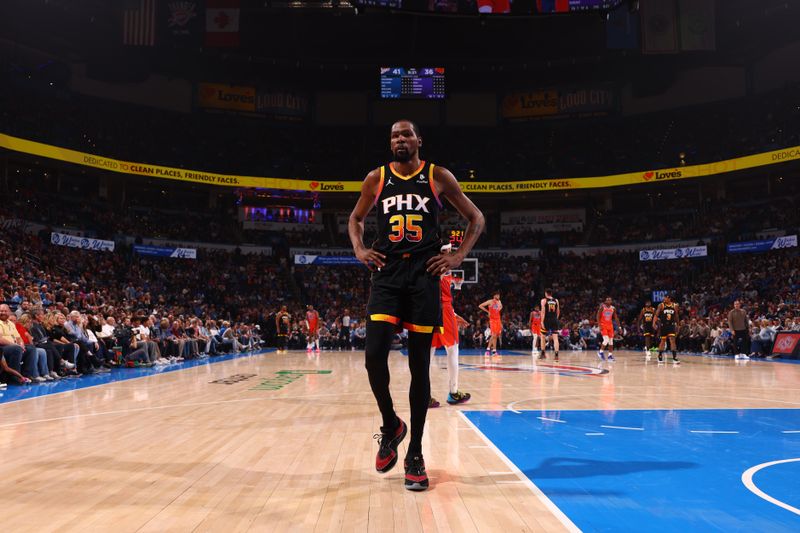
404,454,429,491
374,417,407,473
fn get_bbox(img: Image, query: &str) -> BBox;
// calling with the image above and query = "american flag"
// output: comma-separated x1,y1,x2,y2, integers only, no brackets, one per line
123,0,157,46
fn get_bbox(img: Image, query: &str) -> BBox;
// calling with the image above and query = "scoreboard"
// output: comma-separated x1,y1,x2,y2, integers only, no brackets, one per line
449,229,465,249
380,68,445,100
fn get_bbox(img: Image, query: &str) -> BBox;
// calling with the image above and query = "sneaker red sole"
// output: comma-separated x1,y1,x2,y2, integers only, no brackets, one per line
375,419,407,473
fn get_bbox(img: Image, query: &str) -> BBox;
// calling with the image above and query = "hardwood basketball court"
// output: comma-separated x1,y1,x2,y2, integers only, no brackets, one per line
1,349,799,532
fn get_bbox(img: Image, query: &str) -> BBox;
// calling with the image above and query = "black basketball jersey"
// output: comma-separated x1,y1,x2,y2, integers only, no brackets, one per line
544,297,559,318
642,307,655,324
658,303,676,324
372,161,443,255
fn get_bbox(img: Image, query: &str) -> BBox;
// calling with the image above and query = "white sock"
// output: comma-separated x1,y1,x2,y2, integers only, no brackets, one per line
446,344,459,394
315,339,320,349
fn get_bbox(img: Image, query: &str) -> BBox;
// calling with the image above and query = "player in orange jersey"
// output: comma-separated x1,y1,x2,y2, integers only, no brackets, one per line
596,297,619,361
305,304,320,354
479,292,503,358
529,305,544,357
429,262,471,407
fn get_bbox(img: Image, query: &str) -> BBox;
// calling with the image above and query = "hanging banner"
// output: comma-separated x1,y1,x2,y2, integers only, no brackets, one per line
639,245,707,261
255,89,310,121
2,133,799,193
133,245,197,258
294,254,362,266
727,235,797,254
197,83,309,121
51,232,115,252
501,85,617,121
196,82,256,112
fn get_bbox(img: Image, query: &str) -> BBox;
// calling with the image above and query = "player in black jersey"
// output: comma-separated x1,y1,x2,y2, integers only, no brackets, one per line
540,289,561,361
638,300,657,358
653,294,680,364
349,120,484,491
275,305,290,354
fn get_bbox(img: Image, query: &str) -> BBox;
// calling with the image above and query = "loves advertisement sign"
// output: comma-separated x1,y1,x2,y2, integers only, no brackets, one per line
197,83,309,121
196,82,255,112
502,85,617,121
643,169,683,182
309,181,347,192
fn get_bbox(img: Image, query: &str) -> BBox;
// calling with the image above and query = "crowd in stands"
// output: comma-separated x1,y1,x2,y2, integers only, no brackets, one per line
284,242,800,359
0,225,288,384
455,248,800,357
589,196,800,246
3,209,799,386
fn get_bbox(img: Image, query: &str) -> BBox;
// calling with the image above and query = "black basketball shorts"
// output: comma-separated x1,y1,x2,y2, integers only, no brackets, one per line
367,250,442,334
543,317,560,335
660,324,676,339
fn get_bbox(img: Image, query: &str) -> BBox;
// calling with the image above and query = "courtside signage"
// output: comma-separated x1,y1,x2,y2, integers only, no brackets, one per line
1,133,799,193
209,373,257,385
771,332,800,359
251,369,332,390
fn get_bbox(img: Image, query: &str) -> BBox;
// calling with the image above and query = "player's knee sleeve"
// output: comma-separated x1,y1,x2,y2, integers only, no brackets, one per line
364,320,395,371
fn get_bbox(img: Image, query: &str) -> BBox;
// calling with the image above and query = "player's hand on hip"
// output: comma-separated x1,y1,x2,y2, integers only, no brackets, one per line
355,248,385,270
426,253,461,275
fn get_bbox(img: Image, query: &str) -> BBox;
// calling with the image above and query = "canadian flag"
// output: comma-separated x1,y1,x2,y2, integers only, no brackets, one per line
205,0,240,47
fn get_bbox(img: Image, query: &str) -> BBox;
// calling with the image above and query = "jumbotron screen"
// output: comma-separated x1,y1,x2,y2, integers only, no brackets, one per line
380,68,446,99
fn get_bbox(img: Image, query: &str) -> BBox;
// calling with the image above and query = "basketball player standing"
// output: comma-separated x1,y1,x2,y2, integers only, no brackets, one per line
638,300,657,359
529,305,543,357
596,297,618,361
429,264,471,407
654,294,681,364
541,289,561,361
349,120,484,491
479,292,503,358
276,305,290,353
305,304,320,353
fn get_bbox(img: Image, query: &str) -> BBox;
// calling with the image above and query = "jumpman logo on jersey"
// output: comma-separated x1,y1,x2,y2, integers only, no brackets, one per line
386,176,395,187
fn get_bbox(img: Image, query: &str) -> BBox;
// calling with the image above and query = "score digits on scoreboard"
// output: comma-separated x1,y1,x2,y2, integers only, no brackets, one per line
380,67,446,100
